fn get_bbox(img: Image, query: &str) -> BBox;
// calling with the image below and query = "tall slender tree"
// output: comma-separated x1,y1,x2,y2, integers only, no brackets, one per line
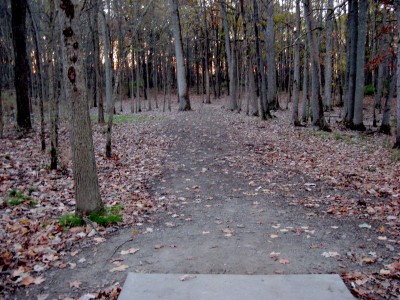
303,0,330,131
171,0,191,111
60,0,103,215
11,0,31,132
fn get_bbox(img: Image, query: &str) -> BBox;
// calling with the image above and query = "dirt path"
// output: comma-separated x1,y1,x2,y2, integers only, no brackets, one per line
16,101,394,299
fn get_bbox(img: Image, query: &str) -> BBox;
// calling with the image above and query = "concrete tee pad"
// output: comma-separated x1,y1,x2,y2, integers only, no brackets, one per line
118,273,355,300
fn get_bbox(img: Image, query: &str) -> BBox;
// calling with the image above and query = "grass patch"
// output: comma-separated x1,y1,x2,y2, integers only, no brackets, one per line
391,149,400,162
91,114,163,125
59,214,85,227
88,204,123,226
7,189,33,206
59,204,124,228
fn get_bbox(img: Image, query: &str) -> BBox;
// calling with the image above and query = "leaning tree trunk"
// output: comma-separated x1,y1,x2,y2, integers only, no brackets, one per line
11,0,31,132
170,0,191,111
353,0,368,131
303,0,330,131
60,0,103,215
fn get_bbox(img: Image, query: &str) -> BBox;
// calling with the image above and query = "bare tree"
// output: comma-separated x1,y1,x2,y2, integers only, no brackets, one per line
60,0,103,215
11,0,31,132
303,0,330,131
170,0,191,111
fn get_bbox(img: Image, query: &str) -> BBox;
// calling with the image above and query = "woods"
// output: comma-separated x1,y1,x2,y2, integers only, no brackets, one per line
1,0,400,299
1,0,400,137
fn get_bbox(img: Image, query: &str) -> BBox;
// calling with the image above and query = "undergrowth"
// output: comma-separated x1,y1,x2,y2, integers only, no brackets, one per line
59,204,124,228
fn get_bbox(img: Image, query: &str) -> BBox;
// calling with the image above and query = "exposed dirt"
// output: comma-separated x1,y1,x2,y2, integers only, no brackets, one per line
11,98,399,299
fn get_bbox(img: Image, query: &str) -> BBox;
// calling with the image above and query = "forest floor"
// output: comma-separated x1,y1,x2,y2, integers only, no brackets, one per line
1,95,400,300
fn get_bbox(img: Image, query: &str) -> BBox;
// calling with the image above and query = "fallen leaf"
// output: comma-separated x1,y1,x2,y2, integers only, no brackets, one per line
222,228,234,237
120,248,140,255
180,274,196,281
69,280,82,289
154,244,164,249
279,259,290,265
109,265,129,272
322,251,340,258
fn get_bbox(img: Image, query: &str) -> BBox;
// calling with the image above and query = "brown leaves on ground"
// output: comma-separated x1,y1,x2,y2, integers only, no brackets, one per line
0,116,168,296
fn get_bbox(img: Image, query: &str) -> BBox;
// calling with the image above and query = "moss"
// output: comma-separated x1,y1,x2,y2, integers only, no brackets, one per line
59,214,85,228
88,204,123,226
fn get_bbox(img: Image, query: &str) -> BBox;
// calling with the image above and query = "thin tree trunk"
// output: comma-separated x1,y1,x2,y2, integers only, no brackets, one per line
324,0,334,111
11,0,32,132
301,50,309,123
220,0,237,111
27,3,45,150
60,0,103,215
49,0,59,170
353,0,368,130
170,0,191,111
303,0,330,131
395,1,400,148
0,86,3,139
100,10,112,113
292,0,301,126
203,0,211,104
266,0,278,110
379,71,396,135
345,0,358,125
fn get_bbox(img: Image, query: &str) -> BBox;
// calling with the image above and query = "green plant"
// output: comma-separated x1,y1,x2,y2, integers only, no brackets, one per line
391,149,400,162
333,132,345,141
59,214,85,228
88,205,123,226
28,187,35,195
364,84,374,96
7,189,32,206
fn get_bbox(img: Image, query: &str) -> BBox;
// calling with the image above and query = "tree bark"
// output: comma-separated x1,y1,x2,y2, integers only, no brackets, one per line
11,0,32,132
303,0,330,131
353,0,368,130
170,0,191,111
266,0,278,110
324,0,333,111
395,1,400,148
220,0,238,111
60,0,103,215
345,0,358,125
292,0,301,126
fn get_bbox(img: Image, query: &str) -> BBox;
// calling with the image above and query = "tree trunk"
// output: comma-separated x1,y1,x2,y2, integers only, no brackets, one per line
292,0,301,126
27,3,45,150
379,71,395,135
0,86,3,139
170,0,191,111
301,47,309,123
60,0,103,215
324,0,333,111
345,0,358,125
11,0,31,132
303,0,330,131
395,1,400,148
100,10,112,114
94,0,104,123
266,1,278,110
353,0,368,130
220,0,238,111
253,0,270,120
203,0,211,104
49,0,59,170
